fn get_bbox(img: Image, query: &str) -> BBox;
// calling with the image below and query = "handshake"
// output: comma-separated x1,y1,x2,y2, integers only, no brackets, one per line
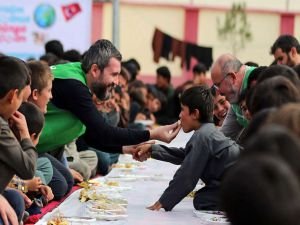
122,120,181,161
123,141,154,162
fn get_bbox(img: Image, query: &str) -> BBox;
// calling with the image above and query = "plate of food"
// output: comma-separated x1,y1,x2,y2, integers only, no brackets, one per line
86,201,126,214
61,217,96,223
79,189,127,205
205,216,230,225
88,210,128,221
78,180,101,189
107,174,150,181
46,214,70,225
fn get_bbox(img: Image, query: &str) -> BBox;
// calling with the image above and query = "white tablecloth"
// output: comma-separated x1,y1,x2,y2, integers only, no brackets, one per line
36,130,208,225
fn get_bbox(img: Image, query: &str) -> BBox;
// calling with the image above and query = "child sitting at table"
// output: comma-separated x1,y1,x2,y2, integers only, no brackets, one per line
135,86,240,211
10,102,54,214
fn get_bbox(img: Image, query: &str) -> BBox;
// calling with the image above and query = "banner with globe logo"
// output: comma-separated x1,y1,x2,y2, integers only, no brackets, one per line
0,0,91,60
34,4,56,28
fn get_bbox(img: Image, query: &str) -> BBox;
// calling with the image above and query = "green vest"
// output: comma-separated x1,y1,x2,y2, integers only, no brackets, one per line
37,63,87,153
231,66,256,128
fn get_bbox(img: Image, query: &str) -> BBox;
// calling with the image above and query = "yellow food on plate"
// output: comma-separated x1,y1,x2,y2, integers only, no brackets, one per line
105,181,119,186
112,163,134,169
78,180,101,189
125,163,133,168
47,217,69,225
187,191,196,198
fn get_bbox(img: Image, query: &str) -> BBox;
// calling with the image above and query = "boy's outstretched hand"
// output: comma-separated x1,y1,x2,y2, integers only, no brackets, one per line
149,120,181,143
122,141,155,155
133,144,152,162
147,201,163,211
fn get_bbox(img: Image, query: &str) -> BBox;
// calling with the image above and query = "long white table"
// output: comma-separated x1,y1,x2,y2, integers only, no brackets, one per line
36,130,209,225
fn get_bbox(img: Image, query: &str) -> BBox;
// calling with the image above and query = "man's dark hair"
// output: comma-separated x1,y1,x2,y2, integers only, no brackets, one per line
63,49,82,62
45,40,64,58
193,62,207,74
156,66,171,83
270,35,300,54
0,56,30,98
18,102,45,137
81,39,122,73
180,86,213,123
221,154,300,225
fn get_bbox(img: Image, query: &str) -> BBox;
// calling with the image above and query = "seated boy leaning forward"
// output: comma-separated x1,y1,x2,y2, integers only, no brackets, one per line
135,86,240,211
0,56,37,224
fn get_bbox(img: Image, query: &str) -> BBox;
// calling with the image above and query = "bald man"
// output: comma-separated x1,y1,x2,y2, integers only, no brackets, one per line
211,54,256,140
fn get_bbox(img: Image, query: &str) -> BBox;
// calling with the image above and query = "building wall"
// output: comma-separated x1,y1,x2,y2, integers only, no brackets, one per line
124,0,300,12
119,4,185,77
92,0,296,85
294,15,300,39
198,10,280,66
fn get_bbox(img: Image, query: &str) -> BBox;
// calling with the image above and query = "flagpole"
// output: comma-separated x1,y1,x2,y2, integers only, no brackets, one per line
112,0,120,49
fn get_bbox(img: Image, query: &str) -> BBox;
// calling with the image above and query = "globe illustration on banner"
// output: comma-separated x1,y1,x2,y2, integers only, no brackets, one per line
34,4,56,28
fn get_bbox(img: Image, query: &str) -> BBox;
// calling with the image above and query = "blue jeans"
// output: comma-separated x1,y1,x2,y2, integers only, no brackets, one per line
42,153,74,200
35,157,53,185
1,189,25,223
90,148,119,175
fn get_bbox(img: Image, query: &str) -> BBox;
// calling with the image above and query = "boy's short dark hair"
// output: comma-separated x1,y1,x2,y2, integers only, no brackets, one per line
121,59,140,82
63,49,82,62
0,56,30,98
147,85,167,109
39,53,59,66
156,66,171,83
243,125,300,180
18,102,45,137
247,66,267,88
221,155,300,225
180,86,213,123
257,64,300,86
119,66,130,83
45,40,64,58
192,63,207,74
249,76,300,115
244,61,259,67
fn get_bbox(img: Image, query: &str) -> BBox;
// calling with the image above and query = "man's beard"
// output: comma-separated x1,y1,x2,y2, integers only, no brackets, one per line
91,81,114,101
287,54,295,67
226,86,239,104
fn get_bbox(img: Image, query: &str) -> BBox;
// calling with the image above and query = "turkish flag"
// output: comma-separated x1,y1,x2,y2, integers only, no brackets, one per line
62,3,82,21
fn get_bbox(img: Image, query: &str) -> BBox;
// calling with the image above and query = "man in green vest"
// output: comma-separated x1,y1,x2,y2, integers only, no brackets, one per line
211,53,256,140
37,39,180,156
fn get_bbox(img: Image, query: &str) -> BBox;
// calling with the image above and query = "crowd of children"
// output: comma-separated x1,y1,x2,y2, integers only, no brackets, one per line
1,34,300,225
